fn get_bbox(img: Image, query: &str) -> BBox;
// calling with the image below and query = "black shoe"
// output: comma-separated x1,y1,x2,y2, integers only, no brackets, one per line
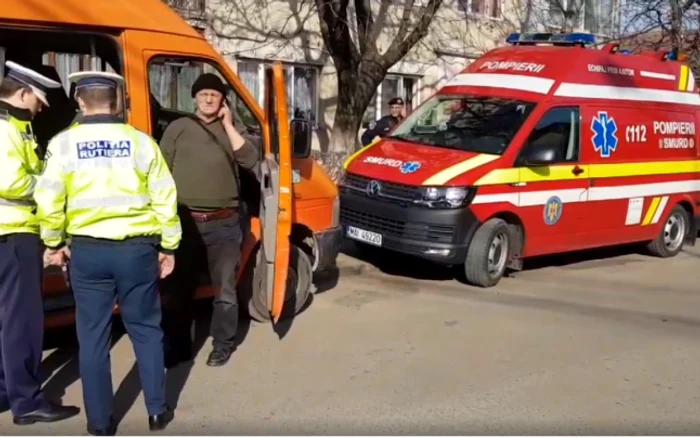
206,348,234,367
148,406,174,431
13,401,80,425
87,424,117,436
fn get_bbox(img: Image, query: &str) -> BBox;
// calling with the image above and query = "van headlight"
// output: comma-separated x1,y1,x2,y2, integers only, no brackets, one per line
415,186,476,208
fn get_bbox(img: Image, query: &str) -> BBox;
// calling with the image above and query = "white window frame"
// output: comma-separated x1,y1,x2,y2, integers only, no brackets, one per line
458,0,502,19
236,58,321,128
373,74,422,118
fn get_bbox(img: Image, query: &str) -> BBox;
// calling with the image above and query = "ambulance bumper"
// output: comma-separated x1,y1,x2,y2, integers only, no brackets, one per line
339,191,480,265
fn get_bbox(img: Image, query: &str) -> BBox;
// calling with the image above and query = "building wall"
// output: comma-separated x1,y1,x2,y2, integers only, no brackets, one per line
177,0,619,151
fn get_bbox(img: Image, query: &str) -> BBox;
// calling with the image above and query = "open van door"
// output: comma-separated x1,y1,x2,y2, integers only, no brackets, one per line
258,62,293,323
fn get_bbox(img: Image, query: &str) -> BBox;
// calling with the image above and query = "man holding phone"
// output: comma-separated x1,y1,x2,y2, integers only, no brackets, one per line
158,72,259,368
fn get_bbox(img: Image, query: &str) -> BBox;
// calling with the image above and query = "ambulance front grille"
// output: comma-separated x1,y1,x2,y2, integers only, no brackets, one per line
341,173,419,203
340,206,455,243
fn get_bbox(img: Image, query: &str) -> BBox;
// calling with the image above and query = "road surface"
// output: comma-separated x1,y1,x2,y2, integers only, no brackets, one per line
3,242,700,435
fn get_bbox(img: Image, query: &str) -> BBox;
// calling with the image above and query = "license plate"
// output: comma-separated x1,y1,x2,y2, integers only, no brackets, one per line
346,226,382,247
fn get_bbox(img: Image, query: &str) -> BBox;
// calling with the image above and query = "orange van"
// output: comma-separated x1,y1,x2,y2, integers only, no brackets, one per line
1,0,342,327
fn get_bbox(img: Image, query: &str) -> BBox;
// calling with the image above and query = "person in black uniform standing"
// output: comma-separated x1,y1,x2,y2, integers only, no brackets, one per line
360,97,405,146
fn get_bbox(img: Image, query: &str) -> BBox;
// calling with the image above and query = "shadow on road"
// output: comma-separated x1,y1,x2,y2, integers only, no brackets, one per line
341,239,660,284
41,323,125,406
39,300,255,428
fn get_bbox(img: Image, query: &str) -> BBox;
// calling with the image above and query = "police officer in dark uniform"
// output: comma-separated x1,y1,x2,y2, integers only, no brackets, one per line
0,61,81,425
36,71,180,435
361,97,405,146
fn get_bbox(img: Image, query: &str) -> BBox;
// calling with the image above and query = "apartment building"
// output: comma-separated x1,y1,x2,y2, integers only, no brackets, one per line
3,0,618,151
174,0,620,149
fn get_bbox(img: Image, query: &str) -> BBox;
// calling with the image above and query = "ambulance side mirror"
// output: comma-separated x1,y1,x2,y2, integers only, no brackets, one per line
520,139,560,166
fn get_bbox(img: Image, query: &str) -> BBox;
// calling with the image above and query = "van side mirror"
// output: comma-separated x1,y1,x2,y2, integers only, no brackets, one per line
520,138,562,166
291,118,312,159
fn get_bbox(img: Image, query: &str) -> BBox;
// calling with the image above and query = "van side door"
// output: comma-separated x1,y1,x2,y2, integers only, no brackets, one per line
515,106,590,256
260,63,293,322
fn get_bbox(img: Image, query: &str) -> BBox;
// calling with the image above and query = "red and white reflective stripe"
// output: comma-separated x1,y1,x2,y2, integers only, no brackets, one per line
472,179,700,207
553,83,700,106
445,73,555,94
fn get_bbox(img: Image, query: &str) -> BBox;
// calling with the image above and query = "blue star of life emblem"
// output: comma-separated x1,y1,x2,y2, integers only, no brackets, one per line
399,161,421,174
591,111,618,158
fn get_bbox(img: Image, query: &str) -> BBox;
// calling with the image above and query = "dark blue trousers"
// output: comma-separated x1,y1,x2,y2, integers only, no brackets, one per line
0,233,48,415
69,237,166,429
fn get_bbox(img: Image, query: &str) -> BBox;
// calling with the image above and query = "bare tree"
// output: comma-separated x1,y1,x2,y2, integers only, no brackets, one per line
165,0,509,180
619,0,700,73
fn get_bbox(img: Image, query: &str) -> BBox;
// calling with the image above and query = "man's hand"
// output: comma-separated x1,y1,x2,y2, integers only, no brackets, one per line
218,104,233,128
158,252,175,279
44,247,70,267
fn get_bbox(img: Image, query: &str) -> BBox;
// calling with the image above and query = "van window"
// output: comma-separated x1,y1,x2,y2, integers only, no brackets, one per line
520,107,580,163
388,95,536,155
147,56,261,148
0,28,123,148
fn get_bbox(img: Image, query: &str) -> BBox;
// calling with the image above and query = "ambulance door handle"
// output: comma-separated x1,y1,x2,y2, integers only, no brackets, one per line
510,182,526,187
571,165,584,176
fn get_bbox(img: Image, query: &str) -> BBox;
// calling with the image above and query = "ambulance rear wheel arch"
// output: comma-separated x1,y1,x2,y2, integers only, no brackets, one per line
646,204,691,258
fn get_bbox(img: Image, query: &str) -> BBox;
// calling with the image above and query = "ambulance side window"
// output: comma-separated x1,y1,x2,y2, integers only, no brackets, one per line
520,107,580,164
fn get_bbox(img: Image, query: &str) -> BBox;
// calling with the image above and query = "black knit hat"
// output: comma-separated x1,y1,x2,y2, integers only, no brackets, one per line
191,73,227,97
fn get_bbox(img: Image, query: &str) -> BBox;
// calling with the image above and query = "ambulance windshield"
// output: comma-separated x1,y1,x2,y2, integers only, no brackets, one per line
389,95,536,154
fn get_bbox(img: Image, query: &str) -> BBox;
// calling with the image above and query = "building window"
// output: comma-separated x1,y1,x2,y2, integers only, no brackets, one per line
167,0,206,13
236,58,319,126
362,74,420,127
458,0,501,17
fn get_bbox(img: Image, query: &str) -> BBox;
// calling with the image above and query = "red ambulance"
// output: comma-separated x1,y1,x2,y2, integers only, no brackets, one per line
340,32,700,287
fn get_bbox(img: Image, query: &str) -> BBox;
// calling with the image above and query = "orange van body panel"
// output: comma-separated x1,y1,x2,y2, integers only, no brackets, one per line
0,0,339,328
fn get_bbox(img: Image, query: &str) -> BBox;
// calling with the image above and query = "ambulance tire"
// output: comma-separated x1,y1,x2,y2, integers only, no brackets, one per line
646,205,689,258
249,244,313,322
464,218,511,288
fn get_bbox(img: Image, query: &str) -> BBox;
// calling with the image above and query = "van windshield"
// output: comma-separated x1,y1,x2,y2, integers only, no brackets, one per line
388,95,536,155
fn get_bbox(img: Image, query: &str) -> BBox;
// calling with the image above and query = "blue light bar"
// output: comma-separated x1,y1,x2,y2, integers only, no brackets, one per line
505,32,597,46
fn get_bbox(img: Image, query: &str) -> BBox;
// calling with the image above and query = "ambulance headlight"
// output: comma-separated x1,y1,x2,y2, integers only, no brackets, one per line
445,187,468,206
415,186,476,208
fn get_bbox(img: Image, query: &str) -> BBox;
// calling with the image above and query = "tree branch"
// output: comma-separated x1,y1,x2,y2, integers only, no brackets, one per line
381,0,443,69
355,0,378,56
314,0,360,68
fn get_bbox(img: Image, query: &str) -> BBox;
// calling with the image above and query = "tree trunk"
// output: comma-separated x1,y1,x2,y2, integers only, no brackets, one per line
319,64,382,183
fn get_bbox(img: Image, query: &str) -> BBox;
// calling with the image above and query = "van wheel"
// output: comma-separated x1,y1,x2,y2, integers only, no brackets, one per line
249,245,313,322
646,205,689,258
464,218,511,288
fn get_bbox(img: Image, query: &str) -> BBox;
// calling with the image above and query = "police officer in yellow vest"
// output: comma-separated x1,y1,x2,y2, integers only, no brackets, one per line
34,70,181,435
0,61,81,425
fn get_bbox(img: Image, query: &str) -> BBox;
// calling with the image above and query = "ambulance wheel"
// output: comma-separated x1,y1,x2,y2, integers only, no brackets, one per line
646,205,689,258
249,245,313,322
464,218,511,288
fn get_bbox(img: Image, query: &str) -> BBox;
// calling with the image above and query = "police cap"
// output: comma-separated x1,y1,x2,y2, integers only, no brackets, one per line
388,97,404,106
68,70,125,97
4,61,62,107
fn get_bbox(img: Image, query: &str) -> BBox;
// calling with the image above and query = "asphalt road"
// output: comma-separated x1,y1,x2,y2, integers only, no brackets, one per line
3,242,700,435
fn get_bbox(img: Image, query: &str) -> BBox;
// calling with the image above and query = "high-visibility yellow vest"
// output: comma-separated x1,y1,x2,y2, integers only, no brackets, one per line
34,120,182,251
0,110,44,236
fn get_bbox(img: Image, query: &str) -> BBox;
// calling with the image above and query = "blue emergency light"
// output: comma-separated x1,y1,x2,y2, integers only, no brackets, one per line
505,32,597,47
